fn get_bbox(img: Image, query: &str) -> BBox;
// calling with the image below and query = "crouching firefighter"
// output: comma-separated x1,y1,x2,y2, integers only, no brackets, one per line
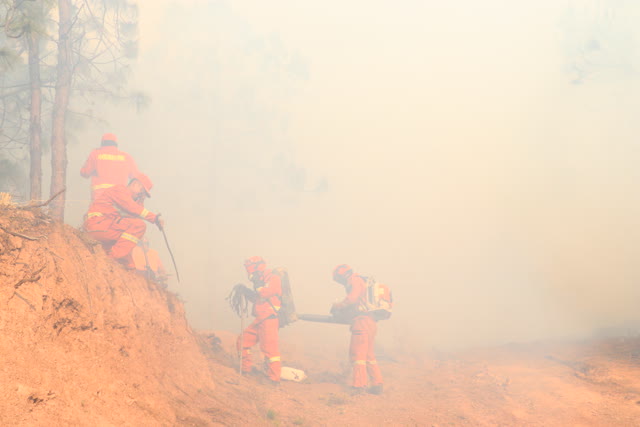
236,256,282,384
332,264,390,395
84,173,164,269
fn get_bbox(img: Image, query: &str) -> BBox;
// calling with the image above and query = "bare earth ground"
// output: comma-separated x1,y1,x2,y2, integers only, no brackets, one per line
204,329,640,426
1,206,640,426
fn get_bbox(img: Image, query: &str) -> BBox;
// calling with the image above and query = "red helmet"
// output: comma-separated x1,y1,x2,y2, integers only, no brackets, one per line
101,133,118,143
333,264,352,283
244,256,266,276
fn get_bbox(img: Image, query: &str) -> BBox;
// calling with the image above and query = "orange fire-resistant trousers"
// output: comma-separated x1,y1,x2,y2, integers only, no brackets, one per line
350,314,383,388
86,216,147,261
237,316,281,382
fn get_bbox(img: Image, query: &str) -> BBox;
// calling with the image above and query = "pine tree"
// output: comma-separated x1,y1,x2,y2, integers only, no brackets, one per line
1,0,140,219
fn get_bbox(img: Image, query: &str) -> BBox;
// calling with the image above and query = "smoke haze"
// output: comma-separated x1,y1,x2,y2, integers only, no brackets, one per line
63,0,640,349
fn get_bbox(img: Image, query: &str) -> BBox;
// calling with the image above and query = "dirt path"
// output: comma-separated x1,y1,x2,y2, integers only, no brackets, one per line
205,333,640,426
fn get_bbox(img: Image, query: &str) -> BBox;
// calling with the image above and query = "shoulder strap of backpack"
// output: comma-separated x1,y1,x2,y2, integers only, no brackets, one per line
261,269,283,313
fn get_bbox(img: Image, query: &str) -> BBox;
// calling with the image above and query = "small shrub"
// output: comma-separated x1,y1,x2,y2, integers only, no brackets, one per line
266,408,277,420
325,393,347,406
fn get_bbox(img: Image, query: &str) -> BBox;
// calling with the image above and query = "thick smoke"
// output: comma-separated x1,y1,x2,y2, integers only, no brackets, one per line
65,0,640,350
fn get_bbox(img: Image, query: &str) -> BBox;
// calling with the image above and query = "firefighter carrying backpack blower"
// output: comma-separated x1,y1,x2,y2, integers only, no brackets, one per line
331,264,393,395
230,256,300,385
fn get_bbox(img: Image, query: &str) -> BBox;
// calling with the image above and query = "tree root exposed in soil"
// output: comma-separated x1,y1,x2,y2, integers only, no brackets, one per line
13,266,45,289
0,225,47,241
20,188,66,209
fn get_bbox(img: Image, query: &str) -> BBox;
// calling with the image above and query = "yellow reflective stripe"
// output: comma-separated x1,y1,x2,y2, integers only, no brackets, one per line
139,208,149,219
121,233,139,244
354,360,366,366
273,306,281,311
87,212,104,218
268,356,281,363
92,184,114,190
367,360,378,365
97,154,126,161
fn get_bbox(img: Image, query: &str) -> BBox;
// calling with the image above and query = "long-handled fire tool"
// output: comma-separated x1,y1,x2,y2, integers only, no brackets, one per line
156,214,180,283
140,240,154,281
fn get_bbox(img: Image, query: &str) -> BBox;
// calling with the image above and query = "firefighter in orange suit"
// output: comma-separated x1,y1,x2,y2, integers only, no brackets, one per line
84,173,163,268
236,256,282,384
80,133,140,200
332,264,384,395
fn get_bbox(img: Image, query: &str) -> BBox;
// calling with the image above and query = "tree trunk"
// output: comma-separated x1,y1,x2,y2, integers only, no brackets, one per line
27,29,42,202
49,0,72,221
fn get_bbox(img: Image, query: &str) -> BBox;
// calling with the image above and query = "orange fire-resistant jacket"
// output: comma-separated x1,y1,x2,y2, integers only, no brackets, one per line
252,269,282,321
80,146,140,193
86,184,157,225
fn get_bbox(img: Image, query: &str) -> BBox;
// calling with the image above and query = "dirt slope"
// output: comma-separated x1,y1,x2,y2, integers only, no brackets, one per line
0,205,259,425
2,204,640,426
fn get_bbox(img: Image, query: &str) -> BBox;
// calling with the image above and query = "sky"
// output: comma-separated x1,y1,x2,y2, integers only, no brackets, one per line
63,0,640,349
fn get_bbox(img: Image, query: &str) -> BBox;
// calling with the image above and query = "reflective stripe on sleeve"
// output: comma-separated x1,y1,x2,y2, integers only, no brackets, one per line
139,208,150,219
92,184,114,190
87,212,104,218
354,360,366,366
268,356,281,363
121,233,140,244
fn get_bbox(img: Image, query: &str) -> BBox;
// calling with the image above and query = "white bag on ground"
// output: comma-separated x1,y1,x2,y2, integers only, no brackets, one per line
280,366,307,382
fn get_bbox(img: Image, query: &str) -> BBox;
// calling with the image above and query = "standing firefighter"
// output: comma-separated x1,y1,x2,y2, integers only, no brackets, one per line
80,133,140,201
236,256,282,385
332,264,387,395
84,173,163,268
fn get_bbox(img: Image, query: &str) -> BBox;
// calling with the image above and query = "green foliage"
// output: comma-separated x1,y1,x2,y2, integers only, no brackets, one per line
121,39,138,59
119,20,138,38
0,0,144,191
0,0,53,39
266,408,277,420
0,158,27,198
0,47,19,71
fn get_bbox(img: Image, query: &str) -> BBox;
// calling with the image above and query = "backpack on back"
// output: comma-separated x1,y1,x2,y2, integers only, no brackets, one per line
359,276,393,321
271,267,298,328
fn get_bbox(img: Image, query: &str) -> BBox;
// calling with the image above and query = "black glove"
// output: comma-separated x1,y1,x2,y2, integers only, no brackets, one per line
330,302,344,315
155,214,164,231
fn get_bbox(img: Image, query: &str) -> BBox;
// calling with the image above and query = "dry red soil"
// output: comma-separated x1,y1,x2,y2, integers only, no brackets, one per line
1,205,640,426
